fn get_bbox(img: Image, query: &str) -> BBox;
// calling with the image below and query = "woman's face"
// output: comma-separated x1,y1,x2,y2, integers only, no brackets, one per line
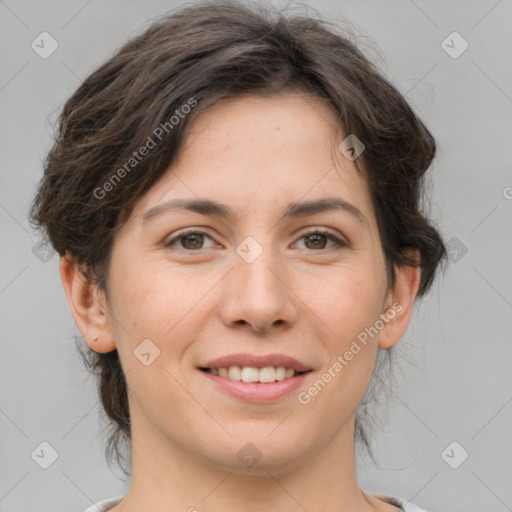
70,92,418,473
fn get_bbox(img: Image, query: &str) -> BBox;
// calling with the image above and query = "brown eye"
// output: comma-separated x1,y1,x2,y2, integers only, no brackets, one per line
180,233,204,250
165,231,214,250
304,232,328,250
296,230,348,251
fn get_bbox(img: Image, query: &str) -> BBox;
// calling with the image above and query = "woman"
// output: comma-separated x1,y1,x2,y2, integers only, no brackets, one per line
30,1,447,510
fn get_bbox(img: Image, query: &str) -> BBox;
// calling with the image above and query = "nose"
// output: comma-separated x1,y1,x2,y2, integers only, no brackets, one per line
218,242,299,335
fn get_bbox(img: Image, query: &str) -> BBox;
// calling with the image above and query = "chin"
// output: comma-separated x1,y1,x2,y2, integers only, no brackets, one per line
202,430,311,474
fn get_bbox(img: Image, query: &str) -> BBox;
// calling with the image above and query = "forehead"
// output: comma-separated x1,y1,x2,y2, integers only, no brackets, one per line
130,93,372,223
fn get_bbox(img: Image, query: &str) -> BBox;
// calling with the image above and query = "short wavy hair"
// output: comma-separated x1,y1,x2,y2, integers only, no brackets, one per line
30,0,448,475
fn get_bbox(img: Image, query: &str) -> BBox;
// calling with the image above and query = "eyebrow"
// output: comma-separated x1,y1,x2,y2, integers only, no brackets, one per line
141,197,367,226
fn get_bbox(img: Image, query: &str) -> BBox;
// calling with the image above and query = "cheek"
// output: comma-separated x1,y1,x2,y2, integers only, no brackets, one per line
304,265,385,340
108,255,214,351
321,265,385,393
303,274,381,416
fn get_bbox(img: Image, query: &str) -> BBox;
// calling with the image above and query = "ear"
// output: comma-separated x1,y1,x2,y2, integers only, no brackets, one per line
378,249,421,350
59,253,117,353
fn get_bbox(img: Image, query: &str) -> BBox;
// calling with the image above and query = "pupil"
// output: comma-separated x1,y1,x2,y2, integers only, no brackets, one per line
307,234,326,249
184,233,202,249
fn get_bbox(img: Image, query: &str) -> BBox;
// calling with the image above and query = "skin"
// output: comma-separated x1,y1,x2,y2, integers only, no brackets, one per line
61,92,420,512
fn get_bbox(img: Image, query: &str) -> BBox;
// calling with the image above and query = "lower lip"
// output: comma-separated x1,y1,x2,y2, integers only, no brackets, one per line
199,370,310,403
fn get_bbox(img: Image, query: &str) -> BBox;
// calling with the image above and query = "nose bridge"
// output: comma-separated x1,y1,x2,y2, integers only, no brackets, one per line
236,232,285,300
220,232,296,332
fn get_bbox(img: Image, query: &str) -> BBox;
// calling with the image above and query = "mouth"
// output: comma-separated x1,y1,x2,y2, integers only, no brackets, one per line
197,353,313,404
199,365,311,383
197,354,313,402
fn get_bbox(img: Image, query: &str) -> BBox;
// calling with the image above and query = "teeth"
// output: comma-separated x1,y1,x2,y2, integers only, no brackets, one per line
241,366,259,382
228,366,241,380
209,365,297,383
259,366,277,383
275,366,286,381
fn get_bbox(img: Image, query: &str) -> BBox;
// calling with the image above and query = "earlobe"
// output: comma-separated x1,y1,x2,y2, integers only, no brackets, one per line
59,254,117,353
378,249,421,350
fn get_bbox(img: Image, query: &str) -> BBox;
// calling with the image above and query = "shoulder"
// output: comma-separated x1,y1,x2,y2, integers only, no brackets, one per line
82,495,124,512
371,493,433,512
85,493,434,512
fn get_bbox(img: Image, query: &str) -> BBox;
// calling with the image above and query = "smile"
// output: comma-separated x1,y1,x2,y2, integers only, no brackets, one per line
199,369,313,403
201,365,305,383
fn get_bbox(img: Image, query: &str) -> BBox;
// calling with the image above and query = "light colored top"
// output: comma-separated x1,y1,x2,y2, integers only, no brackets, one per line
83,493,432,511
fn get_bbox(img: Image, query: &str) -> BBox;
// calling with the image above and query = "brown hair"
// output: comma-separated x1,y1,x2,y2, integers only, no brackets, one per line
29,0,447,475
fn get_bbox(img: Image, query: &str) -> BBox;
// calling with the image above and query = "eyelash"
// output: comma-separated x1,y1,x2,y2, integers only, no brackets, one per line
163,228,349,252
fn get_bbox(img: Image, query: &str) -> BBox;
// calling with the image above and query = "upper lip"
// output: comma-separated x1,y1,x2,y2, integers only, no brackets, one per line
200,353,312,373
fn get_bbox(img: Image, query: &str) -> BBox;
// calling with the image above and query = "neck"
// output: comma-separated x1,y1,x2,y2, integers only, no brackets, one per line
111,415,387,512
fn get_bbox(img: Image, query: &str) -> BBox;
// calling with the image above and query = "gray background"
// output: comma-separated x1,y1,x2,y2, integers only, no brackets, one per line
1,1,511,511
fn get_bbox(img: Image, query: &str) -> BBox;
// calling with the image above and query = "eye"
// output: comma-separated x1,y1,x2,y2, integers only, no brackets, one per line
164,228,349,252
164,230,216,251
294,229,349,251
